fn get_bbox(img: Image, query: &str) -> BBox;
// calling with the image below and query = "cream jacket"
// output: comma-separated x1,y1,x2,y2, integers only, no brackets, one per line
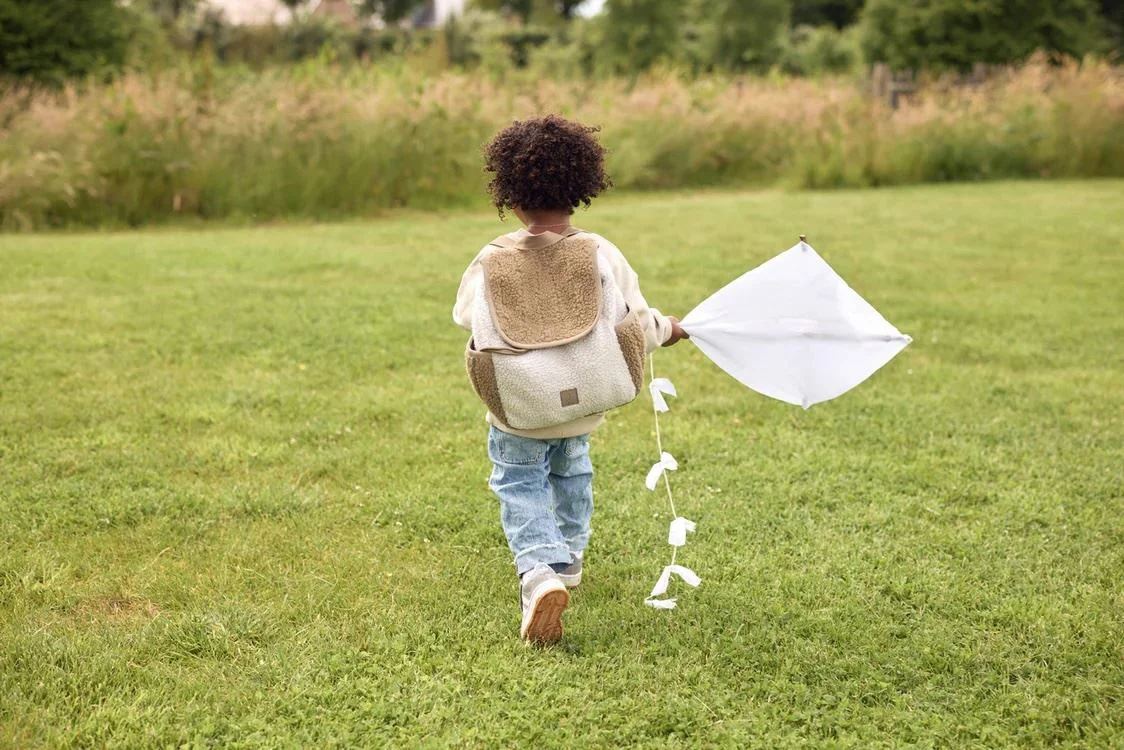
454,228,672,439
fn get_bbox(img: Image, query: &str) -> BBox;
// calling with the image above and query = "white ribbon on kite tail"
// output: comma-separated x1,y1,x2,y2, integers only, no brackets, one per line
645,598,679,610
644,564,702,610
643,362,700,610
649,377,677,413
645,451,678,491
668,516,696,547
643,520,699,608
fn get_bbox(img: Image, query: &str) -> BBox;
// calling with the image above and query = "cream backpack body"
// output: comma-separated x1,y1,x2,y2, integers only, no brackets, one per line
465,228,647,431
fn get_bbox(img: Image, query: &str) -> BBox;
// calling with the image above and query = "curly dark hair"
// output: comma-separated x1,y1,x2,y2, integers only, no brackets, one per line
483,115,612,218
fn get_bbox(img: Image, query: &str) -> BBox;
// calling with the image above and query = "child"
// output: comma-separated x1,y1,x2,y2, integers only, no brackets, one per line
453,115,688,645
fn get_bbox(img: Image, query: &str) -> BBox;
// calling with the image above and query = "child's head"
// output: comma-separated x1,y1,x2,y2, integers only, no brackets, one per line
484,115,611,219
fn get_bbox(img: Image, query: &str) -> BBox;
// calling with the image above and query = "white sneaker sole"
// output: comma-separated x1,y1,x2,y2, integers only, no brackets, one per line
520,585,569,645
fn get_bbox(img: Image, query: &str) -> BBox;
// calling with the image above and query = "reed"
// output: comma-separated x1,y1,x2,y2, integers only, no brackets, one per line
1,58,1120,230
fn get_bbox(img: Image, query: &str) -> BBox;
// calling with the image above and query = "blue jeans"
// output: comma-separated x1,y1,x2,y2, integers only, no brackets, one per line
487,426,594,577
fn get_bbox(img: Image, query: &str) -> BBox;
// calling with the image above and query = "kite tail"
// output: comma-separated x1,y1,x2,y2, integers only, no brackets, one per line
644,355,700,610
650,357,677,521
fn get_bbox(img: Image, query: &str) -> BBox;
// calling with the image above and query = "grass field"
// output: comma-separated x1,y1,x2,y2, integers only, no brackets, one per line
1,181,1122,747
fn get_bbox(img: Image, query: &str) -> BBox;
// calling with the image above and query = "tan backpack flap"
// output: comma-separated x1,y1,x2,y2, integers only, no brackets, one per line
481,229,602,350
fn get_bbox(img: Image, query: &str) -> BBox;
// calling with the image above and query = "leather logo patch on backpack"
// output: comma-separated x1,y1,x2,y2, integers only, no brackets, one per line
560,388,580,407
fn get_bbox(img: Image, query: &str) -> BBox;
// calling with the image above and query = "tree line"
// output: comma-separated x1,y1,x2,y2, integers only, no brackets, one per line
1,0,1119,84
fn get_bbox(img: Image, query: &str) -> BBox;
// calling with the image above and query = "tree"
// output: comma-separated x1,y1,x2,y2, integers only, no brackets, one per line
148,0,198,24
782,23,860,75
600,0,684,72
278,0,314,20
0,0,131,83
690,0,791,72
1100,0,1123,47
791,0,863,29
356,0,428,24
861,0,1107,71
474,0,531,22
553,0,586,18
472,0,586,24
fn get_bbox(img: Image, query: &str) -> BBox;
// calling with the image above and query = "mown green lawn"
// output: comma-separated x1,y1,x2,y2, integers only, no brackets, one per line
1,181,1122,748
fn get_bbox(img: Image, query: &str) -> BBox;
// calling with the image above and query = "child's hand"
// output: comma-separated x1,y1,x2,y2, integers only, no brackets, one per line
663,317,690,347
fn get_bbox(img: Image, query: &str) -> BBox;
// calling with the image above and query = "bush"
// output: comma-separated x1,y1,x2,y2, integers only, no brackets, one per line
0,0,133,84
525,37,595,79
791,0,863,29
177,9,554,72
860,0,1108,72
781,24,861,76
598,0,684,74
279,18,352,62
689,0,791,73
180,10,427,67
1105,0,1124,50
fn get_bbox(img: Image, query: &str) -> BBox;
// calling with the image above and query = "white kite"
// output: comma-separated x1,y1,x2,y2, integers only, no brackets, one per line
680,239,912,408
643,237,911,609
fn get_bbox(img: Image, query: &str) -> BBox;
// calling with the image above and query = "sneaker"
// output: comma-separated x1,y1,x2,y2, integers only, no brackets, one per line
557,554,583,589
520,564,569,645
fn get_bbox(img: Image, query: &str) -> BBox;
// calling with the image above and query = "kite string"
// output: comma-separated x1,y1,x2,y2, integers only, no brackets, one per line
649,355,678,565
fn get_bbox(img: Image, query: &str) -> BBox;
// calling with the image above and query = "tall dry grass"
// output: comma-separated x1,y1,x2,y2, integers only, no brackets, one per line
1,59,1121,230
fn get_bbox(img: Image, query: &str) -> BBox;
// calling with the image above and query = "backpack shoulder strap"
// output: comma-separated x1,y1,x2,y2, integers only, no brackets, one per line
488,233,519,249
489,227,587,250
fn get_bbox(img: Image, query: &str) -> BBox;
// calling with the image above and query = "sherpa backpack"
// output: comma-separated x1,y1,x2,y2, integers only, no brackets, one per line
465,227,647,431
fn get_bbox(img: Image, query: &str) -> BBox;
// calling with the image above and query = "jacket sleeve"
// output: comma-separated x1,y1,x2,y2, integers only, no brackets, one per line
598,237,672,352
452,248,489,331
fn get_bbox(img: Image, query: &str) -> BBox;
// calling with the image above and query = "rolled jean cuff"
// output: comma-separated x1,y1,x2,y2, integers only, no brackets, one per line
563,533,590,554
513,542,573,577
